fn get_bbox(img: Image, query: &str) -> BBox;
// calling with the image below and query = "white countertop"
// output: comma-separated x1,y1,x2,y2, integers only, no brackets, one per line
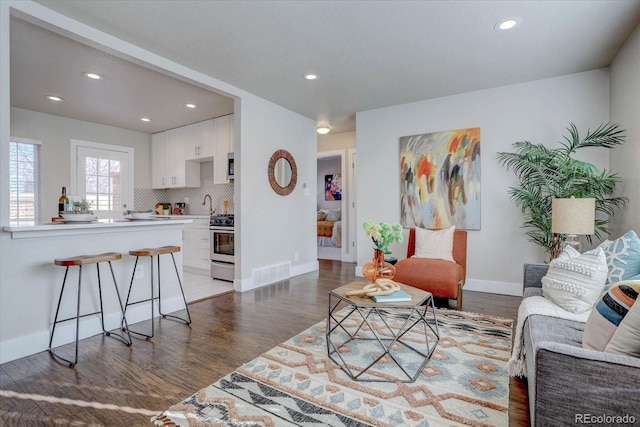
2,218,193,239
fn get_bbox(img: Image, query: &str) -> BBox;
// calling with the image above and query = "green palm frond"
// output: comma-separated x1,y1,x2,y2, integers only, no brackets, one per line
497,122,627,260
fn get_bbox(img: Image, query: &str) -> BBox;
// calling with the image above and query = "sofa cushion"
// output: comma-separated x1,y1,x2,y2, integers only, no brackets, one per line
598,230,640,289
413,225,455,262
605,299,640,357
582,281,640,351
541,245,607,313
394,257,463,299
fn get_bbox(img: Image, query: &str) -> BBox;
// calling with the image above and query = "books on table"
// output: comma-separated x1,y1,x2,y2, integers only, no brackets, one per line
371,289,412,303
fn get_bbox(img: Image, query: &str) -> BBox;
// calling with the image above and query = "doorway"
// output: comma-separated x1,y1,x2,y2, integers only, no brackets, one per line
317,150,354,261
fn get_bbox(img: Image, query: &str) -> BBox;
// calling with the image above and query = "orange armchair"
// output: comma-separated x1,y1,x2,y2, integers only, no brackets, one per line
393,228,467,310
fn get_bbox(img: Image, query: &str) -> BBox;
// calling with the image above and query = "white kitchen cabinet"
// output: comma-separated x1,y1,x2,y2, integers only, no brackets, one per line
184,119,214,161
151,131,168,188
183,218,210,270
213,114,234,185
152,128,200,189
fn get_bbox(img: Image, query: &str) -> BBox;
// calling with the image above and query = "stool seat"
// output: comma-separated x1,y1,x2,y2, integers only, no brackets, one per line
129,246,180,257
55,252,122,266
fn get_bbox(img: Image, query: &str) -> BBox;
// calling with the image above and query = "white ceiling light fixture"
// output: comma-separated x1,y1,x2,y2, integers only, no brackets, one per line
495,17,520,31
83,72,103,80
46,95,63,102
185,103,197,109
140,117,152,122
304,73,318,80
317,126,330,135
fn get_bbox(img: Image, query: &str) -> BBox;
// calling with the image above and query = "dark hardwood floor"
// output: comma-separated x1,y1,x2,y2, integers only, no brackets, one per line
0,260,528,426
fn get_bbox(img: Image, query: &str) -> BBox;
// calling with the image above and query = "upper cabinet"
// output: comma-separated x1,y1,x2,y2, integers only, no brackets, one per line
213,114,234,185
184,119,214,161
152,127,200,189
152,114,234,188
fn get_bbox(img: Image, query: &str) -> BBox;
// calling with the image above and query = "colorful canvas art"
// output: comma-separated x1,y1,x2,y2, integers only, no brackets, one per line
400,128,481,230
325,174,342,201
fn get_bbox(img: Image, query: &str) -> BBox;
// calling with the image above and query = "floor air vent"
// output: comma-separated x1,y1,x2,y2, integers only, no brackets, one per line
253,262,291,286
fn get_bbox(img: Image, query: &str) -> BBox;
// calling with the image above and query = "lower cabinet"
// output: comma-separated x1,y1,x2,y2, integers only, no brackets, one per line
182,219,210,270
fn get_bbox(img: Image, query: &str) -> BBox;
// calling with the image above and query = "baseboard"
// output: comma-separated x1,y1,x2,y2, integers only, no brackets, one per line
235,261,319,293
184,266,210,276
355,265,522,297
463,278,522,297
0,295,187,364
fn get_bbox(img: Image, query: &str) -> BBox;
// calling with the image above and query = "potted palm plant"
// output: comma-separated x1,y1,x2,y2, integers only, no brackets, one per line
496,123,627,260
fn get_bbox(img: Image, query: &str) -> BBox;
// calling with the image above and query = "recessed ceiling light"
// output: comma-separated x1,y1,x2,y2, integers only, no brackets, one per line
140,117,152,122
84,72,103,80
46,95,64,102
317,126,330,135
304,73,318,80
185,103,198,109
495,18,520,31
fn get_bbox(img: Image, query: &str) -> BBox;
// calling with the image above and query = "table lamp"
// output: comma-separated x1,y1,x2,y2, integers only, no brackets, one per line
552,196,595,253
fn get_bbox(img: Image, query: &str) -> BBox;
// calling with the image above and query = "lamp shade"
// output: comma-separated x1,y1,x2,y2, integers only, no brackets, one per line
552,197,595,235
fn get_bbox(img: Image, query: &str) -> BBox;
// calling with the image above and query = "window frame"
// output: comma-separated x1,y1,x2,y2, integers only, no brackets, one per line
70,139,134,217
9,136,41,223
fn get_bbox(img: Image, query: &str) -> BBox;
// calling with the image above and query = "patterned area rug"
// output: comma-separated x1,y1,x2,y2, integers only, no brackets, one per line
152,309,513,427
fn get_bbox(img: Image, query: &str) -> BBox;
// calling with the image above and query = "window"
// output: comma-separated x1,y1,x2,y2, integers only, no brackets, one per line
84,156,122,211
9,138,40,223
71,140,133,218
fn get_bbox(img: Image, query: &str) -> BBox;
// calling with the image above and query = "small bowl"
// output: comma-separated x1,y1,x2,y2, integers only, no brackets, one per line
60,213,95,221
128,211,153,219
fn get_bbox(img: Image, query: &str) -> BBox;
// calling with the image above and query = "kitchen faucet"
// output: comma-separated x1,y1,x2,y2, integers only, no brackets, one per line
202,194,213,215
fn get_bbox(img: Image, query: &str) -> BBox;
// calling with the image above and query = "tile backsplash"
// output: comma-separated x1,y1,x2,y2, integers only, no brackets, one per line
134,161,234,215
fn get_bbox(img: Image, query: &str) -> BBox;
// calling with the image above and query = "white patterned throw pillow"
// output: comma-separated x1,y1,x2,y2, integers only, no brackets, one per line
542,246,608,313
598,231,640,289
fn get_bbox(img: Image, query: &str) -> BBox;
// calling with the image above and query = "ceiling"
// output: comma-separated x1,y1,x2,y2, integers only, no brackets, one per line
11,1,640,135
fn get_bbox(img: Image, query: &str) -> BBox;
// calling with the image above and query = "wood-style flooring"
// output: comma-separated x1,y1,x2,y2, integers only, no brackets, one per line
0,260,528,426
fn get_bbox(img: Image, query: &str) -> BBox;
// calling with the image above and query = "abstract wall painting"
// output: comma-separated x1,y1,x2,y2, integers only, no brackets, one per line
400,128,481,230
325,174,342,201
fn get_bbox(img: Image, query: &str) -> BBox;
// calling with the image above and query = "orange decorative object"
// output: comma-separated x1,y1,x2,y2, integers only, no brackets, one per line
362,249,396,283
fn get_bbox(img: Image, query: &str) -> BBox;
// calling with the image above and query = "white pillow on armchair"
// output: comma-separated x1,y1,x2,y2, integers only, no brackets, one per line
412,225,455,262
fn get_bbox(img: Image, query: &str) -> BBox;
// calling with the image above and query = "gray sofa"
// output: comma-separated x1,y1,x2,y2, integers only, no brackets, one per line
522,264,640,427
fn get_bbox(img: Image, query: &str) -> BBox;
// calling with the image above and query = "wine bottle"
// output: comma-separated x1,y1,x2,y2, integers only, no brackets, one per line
58,187,69,214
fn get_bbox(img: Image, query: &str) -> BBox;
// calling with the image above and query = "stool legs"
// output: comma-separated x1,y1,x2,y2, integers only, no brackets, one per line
160,253,192,325
49,261,132,368
122,253,191,340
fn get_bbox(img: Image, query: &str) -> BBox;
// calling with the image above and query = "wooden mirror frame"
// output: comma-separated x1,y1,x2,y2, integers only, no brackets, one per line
268,149,297,196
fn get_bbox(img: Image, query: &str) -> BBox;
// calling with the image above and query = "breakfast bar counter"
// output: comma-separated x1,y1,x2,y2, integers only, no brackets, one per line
3,217,192,239
0,218,192,364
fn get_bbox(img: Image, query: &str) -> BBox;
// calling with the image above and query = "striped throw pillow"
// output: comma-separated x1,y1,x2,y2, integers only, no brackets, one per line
582,281,640,351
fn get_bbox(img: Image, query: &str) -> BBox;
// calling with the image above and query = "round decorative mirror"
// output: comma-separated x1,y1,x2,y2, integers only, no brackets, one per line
268,149,297,196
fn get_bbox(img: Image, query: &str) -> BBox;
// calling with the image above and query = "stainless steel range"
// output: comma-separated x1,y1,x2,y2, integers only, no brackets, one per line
210,214,234,282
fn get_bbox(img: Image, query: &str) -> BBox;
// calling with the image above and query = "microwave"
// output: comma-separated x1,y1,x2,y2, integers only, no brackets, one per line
227,152,234,181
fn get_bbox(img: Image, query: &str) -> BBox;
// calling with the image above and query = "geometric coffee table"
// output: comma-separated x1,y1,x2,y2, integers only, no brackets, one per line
326,281,439,383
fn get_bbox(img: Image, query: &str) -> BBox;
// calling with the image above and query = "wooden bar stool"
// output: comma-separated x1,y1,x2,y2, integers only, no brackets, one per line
49,252,132,368
122,246,191,339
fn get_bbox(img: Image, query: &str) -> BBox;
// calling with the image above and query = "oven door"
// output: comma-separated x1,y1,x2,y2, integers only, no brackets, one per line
210,228,234,263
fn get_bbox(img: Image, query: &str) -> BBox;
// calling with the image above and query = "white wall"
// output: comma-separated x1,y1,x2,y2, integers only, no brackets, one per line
11,107,152,220
318,131,356,152
610,24,640,237
356,70,611,295
235,95,318,291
